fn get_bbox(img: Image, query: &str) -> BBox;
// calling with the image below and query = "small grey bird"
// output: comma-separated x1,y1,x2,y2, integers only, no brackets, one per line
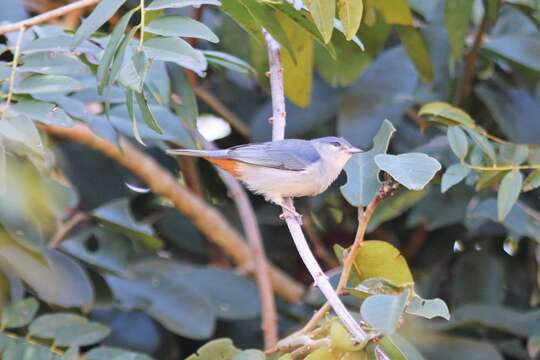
167,137,363,216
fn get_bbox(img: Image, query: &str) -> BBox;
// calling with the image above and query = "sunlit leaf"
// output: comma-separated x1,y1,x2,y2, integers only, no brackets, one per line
373,0,413,25
337,0,363,41
143,36,207,76
186,338,240,360
444,0,473,60
523,169,540,192
13,75,84,94
396,26,433,82
447,126,469,159
406,294,450,320
1,297,39,329
418,102,475,127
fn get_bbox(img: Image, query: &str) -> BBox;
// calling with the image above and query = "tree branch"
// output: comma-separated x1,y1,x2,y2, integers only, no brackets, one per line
263,29,366,343
41,123,304,303
0,0,100,35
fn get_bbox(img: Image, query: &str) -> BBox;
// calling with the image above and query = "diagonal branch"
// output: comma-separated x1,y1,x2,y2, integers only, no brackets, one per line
41,123,304,303
0,0,100,35
263,29,366,343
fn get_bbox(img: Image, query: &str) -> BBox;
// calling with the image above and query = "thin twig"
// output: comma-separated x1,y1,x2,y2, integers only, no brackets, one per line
0,0,100,35
2,26,25,120
42,123,304,303
456,14,489,107
194,87,251,139
263,29,366,343
49,212,89,248
196,134,278,349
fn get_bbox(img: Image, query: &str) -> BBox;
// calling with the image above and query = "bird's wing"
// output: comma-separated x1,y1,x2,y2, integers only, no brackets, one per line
227,139,320,171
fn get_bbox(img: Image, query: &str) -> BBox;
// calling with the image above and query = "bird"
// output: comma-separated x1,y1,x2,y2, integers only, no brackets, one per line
167,137,363,219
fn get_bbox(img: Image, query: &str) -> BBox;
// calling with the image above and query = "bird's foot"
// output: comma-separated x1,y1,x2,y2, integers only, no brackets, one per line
279,208,303,224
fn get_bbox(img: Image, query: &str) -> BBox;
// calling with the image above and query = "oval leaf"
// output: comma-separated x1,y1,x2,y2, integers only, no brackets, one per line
309,0,336,43
497,170,523,221
360,289,410,335
447,126,469,159
406,294,450,320
146,16,219,43
441,163,470,193
375,153,442,190
337,0,363,41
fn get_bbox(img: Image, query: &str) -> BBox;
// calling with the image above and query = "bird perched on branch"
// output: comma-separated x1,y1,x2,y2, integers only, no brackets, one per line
167,137,362,219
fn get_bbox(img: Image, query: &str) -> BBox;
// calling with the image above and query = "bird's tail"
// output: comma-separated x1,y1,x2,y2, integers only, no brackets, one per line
166,149,228,158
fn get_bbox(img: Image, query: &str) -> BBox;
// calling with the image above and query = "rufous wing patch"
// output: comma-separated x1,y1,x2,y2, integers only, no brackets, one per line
205,157,241,177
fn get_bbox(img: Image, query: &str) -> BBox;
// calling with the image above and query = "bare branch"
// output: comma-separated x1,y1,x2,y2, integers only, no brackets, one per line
0,0,100,35
41,123,304,303
263,29,366,342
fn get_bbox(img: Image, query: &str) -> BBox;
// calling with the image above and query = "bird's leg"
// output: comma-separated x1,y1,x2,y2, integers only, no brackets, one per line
278,197,303,224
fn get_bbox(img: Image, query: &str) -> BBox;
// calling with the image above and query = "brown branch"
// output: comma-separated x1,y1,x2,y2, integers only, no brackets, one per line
0,0,100,35
299,181,398,334
194,87,251,139
178,156,204,196
263,29,366,342
456,14,490,107
49,211,88,248
41,123,303,303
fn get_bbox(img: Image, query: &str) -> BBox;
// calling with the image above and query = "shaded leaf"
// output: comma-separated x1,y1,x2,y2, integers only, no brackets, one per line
143,36,207,76
406,295,450,320
126,89,145,145
0,115,43,154
168,64,198,126
499,143,529,165
353,240,414,286
13,75,84,94
447,126,469,159
186,338,240,360
30,314,87,338
54,322,111,347
418,102,475,127
337,0,363,41
72,0,127,49
146,16,219,43
1,297,39,329
375,153,442,190
497,170,523,221
9,101,73,127
441,164,470,193
444,0,473,60
396,26,433,82
413,334,504,360
340,120,396,206
147,0,220,10
360,289,410,335
523,169,540,192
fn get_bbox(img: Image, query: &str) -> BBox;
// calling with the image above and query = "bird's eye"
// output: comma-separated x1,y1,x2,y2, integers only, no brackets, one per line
330,141,341,147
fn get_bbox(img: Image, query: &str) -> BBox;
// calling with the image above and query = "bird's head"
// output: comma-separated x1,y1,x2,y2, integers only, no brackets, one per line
311,136,363,167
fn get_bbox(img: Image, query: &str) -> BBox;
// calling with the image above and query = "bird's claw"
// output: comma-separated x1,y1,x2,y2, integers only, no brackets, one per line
279,210,303,224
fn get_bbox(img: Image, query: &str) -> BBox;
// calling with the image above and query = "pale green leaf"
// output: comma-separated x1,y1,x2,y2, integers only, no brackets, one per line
203,50,255,74
406,294,450,320
445,0,473,60
337,0,363,40
375,153,442,190
523,169,540,192
146,16,219,43
143,36,207,76
13,75,84,94
465,128,496,162
233,350,266,360
447,126,469,159
0,115,43,154
441,164,470,193
499,143,529,165
186,338,239,359
86,346,155,360
340,120,396,206
360,289,410,335
418,102,475,127
9,100,73,127
309,0,336,43
147,0,220,10
1,297,39,329
396,25,433,82
497,170,523,221
134,91,163,135
54,322,111,347
18,53,90,76
72,0,127,49
62,347,80,360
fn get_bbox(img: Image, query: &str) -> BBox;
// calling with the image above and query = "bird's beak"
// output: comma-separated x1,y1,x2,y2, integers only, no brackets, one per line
347,147,363,154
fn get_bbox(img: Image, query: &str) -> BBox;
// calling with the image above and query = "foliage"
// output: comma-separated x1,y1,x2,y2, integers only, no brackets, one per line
0,0,539,359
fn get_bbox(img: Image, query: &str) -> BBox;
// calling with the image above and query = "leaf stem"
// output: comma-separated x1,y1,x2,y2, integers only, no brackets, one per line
139,0,145,50
463,163,540,172
2,26,25,120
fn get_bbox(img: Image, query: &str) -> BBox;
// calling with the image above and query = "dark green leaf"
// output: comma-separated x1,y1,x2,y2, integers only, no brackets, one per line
375,153,442,190
441,164,470,193
497,170,523,221
308,0,335,43
186,338,240,360
72,0,127,49
134,91,163,134
18,53,91,76
146,16,219,43
1,297,39,329
340,119,395,206
126,89,145,145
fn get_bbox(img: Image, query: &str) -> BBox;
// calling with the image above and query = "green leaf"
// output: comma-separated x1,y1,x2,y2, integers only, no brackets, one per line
118,50,151,93
340,120,396,206
497,170,523,221
18,53,91,76
186,338,240,359
360,289,410,335
54,322,111,347
169,64,198,127
146,16,219,43
97,7,137,94
305,348,333,360
396,26,433,82
499,143,529,165
375,153,442,190
308,0,336,43
126,89,145,146
337,0,363,41
418,102,475,127
444,0,473,60
447,126,469,159
441,164,470,193
1,297,39,329
376,337,408,360
482,35,540,74
134,91,163,135
30,314,87,338
13,75,84,94
353,240,414,286
348,277,405,300
203,50,255,74
406,294,450,320
21,34,101,54
330,320,365,352
0,115,44,154
147,0,220,10
143,36,207,76
373,0,413,25
93,199,163,250
108,28,137,87
233,350,266,360
72,0,127,49
523,169,540,192
465,128,496,162
86,346,155,360
62,347,80,360
278,12,314,107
